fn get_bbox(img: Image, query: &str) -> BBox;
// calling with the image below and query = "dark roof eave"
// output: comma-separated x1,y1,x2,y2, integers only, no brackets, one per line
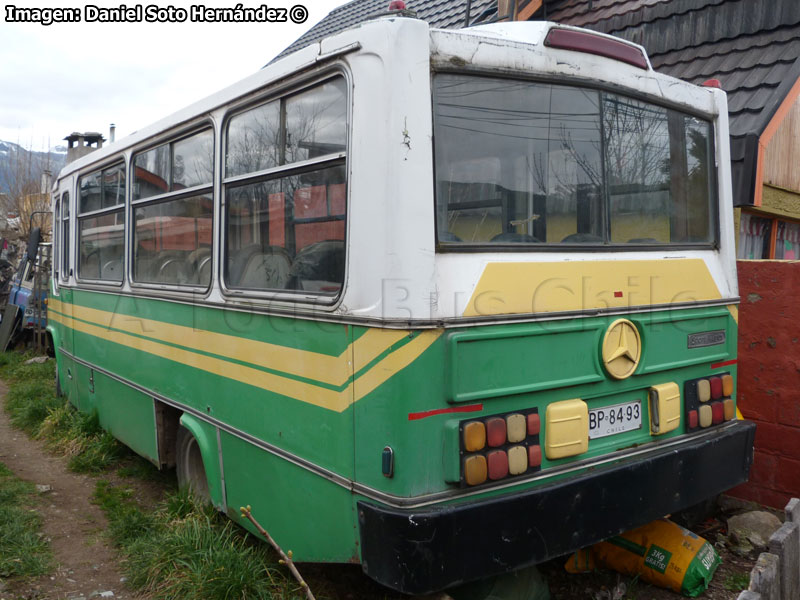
746,55,800,137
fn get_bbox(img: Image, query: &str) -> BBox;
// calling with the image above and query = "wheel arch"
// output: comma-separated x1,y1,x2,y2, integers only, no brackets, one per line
178,413,226,511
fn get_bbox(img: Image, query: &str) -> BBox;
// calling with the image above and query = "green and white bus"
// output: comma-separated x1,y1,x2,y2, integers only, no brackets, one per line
49,15,755,595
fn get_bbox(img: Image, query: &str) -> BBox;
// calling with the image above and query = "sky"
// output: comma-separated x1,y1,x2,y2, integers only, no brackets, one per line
1,0,349,152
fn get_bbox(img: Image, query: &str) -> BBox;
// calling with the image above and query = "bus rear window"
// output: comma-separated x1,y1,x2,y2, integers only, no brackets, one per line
433,74,715,247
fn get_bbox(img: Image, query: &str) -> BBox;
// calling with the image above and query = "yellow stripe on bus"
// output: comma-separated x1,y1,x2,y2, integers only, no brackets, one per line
48,308,441,412
48,298,407,387
463,259,724,317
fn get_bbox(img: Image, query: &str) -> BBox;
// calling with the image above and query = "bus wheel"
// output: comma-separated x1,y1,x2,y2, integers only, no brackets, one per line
176,426,211,504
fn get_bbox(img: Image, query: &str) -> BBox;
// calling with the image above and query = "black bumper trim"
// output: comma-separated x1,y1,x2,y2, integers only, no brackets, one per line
358,420,755,594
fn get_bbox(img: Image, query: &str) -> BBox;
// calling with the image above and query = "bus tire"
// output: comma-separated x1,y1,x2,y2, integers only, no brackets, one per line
176,426,211,504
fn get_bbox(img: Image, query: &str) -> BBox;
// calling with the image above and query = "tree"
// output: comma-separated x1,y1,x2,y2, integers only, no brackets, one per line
0,141,55,241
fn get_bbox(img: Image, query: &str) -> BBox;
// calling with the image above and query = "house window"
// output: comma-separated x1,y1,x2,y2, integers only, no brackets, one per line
775,220,800,259
739,211,800,259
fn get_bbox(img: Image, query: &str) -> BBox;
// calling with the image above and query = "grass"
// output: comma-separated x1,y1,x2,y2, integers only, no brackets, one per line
93,482,296,600
723,570,750,591
1,352,128,473
0,352,376,599
0,352,307,598
0,462,52,578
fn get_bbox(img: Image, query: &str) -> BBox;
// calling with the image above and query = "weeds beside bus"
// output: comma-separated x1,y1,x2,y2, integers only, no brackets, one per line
48,17,754,595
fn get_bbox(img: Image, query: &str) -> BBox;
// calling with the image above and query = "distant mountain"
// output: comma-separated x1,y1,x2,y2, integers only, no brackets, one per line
0,141,67,195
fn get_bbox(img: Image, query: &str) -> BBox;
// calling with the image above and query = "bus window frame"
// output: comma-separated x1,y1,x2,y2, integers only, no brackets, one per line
128,124,216,295
53,195,60,287
219,68,351,307
430,68,721,254
61,190,72,283
75,159,126,287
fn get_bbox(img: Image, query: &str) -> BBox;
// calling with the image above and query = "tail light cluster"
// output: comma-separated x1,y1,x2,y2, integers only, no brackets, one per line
684,373,735,431
459,408,541,487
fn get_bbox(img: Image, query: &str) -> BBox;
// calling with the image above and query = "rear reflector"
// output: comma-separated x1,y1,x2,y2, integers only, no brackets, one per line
506,414,526,443
457,407,541,487
699,404,713,428
710,377,723,400
486,417,507,447
697,379,711,402
528,445,542,468
464,455,487,486
712,402,724,425
487,450,509,480
685,372,735,432
508,446,527,475
544,27,648,70
723,398,735,421
527,413,541,436
722,374,734,397
463,421,486,452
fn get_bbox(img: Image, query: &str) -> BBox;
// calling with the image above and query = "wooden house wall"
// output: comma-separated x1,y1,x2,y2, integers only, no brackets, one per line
764,94,800,194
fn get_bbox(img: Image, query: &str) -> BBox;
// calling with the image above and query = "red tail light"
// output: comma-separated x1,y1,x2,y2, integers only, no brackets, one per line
544,27,649,70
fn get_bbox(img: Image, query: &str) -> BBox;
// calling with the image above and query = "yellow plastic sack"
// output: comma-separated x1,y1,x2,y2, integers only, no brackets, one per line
564,548,595,574
591,518,720,597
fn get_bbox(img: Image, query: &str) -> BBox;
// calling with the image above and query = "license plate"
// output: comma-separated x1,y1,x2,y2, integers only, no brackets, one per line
589,400,641,439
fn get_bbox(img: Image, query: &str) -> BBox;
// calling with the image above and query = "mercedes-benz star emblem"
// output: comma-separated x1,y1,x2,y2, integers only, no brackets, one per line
602,319,641,380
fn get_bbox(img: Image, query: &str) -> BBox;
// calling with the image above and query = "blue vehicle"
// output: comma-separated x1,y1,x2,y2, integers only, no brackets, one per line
1,228,50,350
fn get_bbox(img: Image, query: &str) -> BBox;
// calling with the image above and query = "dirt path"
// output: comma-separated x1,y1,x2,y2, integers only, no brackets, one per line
0,381,147,600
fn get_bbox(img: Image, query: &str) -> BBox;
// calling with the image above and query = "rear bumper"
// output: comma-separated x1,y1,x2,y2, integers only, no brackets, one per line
358,419,755,594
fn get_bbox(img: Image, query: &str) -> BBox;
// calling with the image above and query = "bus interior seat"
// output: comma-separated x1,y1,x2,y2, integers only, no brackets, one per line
186,247,212,285
561,233,603,243
227,244,262,287
438,231,462,242
196,255,212,286
81,252,101,279
239,247,292,289
491,232,540,243
187,247,211,269
101,259,122,280
287,240,344,291
156,256,190,284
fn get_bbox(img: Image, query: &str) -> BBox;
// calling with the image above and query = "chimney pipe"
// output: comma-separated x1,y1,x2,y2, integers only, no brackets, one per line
110,123,116,143
40,170,52,194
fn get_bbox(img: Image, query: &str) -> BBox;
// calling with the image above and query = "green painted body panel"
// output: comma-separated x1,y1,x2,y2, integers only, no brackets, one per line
93,371,158,464
49,283,738,564
221,431,358,561
352,306,738,498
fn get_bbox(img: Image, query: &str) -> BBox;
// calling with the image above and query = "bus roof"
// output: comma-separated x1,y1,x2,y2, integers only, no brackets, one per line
56,16,718,183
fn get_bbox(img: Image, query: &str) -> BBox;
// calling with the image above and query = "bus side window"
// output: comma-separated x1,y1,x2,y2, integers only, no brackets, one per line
224,77,347,296
77,165,124,282
132,129,214,288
